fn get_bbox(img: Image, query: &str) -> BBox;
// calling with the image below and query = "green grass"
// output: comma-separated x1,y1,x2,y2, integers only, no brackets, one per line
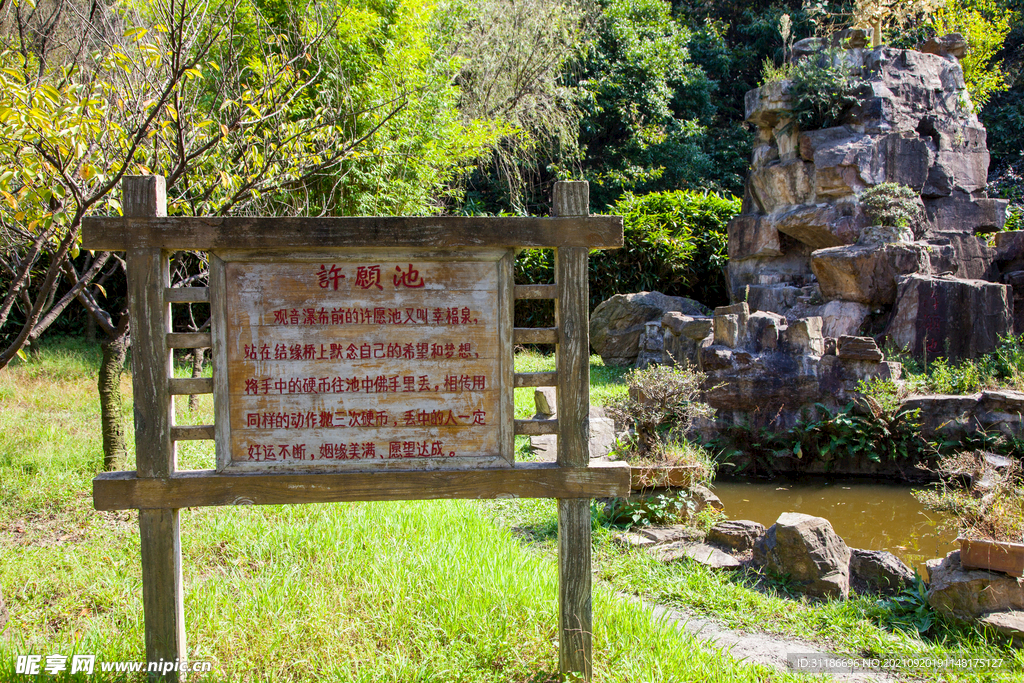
487,499,1024,683
1,340,800,682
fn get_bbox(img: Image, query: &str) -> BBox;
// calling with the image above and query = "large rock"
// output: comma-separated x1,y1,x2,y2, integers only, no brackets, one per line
728,42,1008,361
728,214,782,261
886,274,1012,360
661,312,712,367
849,548,915,595
902,390,1024,441
590,292,708,366
979,611,1024,642
819,300,870,337
707,520,766,553
771,202,862,249
927,550,1024,621
753,512,851,599
651,541,743,570
811,242,932,306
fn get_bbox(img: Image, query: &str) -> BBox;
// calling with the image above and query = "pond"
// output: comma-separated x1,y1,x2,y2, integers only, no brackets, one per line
710,478,958,575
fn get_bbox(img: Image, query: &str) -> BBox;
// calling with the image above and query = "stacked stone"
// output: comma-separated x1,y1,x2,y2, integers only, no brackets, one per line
727,36,1011,361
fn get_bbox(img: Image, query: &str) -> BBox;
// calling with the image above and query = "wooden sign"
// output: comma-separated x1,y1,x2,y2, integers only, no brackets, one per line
212,250,514,472
83,177,627,682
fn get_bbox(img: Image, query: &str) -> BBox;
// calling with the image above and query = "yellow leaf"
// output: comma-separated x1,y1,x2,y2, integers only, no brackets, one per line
16,348,28,362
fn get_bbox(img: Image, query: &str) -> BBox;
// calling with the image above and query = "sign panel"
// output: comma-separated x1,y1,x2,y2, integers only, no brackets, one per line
211,250,513,472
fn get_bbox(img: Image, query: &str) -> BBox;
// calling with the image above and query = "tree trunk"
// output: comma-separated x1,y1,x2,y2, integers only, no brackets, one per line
188,348,205,412
99,333,129,470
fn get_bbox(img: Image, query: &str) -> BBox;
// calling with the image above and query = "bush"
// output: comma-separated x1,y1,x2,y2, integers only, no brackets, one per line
590,189,738,306
514,189,738,328
608,364,714,462
789,48,859,130
859,182,923,231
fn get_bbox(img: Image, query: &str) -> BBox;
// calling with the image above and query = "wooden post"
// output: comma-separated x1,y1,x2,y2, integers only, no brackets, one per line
125,176,186,681
553,180,592,679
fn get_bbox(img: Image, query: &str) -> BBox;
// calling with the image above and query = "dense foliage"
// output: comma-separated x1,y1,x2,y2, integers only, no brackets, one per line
514,188,738,328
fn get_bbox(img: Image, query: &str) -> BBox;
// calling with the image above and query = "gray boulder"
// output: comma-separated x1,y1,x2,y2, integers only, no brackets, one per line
886,274,1012,360
590,292,708,366
979,611,1024,642
650,541,743,570
753,512,852,599
849,548,915,595
661,312,712,367
707,520,766,553
810,242,932,306
926,550,1024,621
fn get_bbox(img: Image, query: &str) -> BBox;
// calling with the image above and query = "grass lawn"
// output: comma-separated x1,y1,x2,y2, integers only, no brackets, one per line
1,339,796,682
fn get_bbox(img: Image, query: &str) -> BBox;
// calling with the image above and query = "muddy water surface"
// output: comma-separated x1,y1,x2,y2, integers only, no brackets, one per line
710,478,958,575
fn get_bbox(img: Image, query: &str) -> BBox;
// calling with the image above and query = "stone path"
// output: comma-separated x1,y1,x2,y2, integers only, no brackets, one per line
622,594,905,682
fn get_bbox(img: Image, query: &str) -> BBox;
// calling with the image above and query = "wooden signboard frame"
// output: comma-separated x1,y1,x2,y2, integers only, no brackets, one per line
84,177,628,681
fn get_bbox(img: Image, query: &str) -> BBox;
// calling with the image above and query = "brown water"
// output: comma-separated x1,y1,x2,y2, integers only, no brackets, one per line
710,478,958,575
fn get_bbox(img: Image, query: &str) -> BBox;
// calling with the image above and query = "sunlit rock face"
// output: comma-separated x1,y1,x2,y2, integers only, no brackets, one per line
728,40,1009,359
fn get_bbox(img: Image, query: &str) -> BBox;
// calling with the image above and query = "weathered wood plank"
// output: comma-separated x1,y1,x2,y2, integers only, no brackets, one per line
164,287,210,303
125,177,174,479
553,181,593,681
139,509,185,682
92,462,631,509
555,249,589,467
171,425,215,441
514,371,558,387
558,498,592,678
514,418,559,435
514,284,557,300
82,216,624,251
124,176,185,681
498,250,515,465
513,328,557,344
219,255,507,472
166,332,212,349
168,377,213,395
211,254,231,472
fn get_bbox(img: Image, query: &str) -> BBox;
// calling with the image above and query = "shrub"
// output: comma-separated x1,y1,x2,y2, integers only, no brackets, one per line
514,189,739,328
589,189,738,307
914,452,1024,542
859,182,924,230
608,364,714,461
788,48,859,130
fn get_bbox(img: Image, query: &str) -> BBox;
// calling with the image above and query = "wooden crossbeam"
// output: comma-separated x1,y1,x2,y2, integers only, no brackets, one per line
513,328,557,344
166,333,212,349
170,425,215,441
168,378,213,395
514,284,557,300
514,418,559,435
164,287,210,303
513,371,558,387
82,216,623,251
92,462,630,510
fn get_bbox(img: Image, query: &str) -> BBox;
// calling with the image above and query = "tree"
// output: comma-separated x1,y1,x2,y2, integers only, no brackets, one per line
0,0,504,467
930,0,1016,108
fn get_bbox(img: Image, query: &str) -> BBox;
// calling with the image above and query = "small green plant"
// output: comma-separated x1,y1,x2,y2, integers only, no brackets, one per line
759,57,793,86
914,452,1024,542
608,364,714,462
598,491,692,528
883,574,936,634
859,182,923,231
788,48,859,130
